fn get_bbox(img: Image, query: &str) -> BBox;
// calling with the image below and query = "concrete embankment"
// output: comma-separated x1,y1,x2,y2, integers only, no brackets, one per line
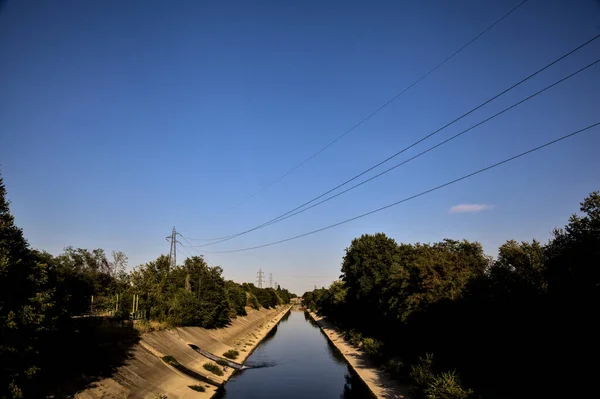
76,305,291,399
307,311,410,399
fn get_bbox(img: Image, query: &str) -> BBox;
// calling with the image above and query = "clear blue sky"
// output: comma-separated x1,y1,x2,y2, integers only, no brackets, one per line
1,0,599,294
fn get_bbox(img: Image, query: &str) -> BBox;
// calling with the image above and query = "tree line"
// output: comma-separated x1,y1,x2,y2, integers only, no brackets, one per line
303,191,600,399
0,175,293,399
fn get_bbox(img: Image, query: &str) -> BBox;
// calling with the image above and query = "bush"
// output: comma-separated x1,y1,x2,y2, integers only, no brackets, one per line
410,354,435,398
385,358,407,379
216,359,228,366
410,354,472,399
203,362,224,376
425,371,473,399
344,330,364,347
246,291,261,310
162,355,179,366
167,289,202,327
188,385,205,392
222,349,239,359
362,337,383,357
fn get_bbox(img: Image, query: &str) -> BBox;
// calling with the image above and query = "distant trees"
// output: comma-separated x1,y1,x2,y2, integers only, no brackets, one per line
0,173,292,398
303,191,600,399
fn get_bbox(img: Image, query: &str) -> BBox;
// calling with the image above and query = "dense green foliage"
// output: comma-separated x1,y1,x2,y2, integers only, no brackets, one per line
0,174,291,398
304,191,600,399
0,177,54,399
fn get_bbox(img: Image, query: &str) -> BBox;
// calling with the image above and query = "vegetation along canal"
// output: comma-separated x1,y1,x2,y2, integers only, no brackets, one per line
215,309,374,399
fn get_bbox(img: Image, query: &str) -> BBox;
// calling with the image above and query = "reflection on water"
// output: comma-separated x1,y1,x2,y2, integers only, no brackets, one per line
279,309,292,323
215,310,374,399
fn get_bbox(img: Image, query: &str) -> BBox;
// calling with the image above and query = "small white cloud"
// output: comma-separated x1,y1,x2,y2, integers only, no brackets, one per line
450,204,493,213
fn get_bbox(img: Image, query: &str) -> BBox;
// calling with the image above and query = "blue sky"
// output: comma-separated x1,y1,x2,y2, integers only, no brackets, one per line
1,0,599,294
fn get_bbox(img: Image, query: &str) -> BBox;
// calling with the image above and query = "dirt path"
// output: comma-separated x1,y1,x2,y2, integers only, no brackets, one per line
308,311,411,399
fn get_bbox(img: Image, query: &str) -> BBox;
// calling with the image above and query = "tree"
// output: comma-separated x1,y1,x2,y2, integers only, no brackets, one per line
341,233,402,332
315,280,347,318
545,191,600,296
0,175,54,398
399,239,487,320
225,280,247,317
109,251,128,282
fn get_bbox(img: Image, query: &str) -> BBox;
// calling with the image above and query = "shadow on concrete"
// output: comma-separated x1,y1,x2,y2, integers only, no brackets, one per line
33,317,139,398
310,313,410,399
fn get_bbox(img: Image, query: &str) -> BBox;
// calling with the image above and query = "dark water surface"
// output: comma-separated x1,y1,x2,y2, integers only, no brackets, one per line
215,310,374,399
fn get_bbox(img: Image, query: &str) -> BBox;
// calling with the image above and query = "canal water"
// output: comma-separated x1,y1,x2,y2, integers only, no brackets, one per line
215,309,374,399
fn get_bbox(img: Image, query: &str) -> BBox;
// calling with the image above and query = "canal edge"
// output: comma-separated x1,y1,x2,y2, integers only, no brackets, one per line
306,311,410,399
209,304,293,397
237,304,293,364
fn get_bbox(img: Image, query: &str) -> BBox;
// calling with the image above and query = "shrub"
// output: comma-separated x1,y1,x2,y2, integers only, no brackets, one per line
216,359,228,366
188,385,205,392
135,319,168,334
222,349,239,359
362,337,383,357
425,371,473,399
410,354,473,399
410,353,435,398
385,358,407,379
203,362,224,376
162,355,179,366
344,330,364,347
246,292,260,310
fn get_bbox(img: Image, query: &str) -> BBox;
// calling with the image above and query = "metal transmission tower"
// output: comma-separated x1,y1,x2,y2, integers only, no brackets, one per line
257,269,264,288
269,273,273,288
165,227,181,269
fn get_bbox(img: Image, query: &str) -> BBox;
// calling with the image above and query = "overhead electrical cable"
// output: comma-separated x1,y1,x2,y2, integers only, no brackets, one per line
187,34,600,248
189,0,530,237
205,59,600,230
177,233,205,257
198,121,600,254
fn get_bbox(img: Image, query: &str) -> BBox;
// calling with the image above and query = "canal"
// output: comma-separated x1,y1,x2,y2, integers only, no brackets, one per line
215,309,375,399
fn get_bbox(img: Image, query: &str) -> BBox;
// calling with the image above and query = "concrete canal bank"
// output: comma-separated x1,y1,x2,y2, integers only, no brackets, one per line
307,311,410,399
76,305,291,399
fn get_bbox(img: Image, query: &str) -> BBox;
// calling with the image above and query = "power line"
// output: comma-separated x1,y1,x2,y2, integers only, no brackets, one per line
167,227,205,264
216,59,600,229
178,242,196,259
187,0,530,237
177,233,205,257
201,121,600,254
189,34,600,248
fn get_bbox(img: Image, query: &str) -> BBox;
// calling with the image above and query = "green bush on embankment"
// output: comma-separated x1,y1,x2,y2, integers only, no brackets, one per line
410,354,472,399
216,359,229,366
188,385,205,392
203,362,224,376
222,349,239,359
161,355,179,366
